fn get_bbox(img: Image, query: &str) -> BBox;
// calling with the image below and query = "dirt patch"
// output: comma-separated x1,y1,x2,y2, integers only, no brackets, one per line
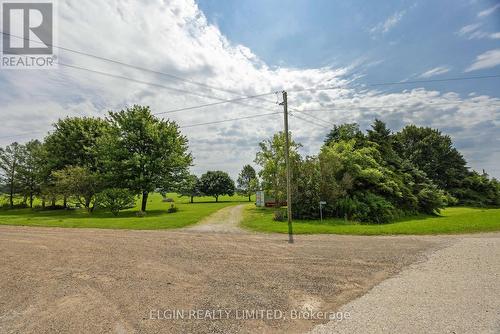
0,224,441,333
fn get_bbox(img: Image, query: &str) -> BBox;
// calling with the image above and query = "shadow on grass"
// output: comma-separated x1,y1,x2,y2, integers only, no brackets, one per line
0,208,170,219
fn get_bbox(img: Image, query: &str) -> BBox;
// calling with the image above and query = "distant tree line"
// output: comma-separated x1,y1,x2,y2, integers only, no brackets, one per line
255,120,500,223
177,166,258,203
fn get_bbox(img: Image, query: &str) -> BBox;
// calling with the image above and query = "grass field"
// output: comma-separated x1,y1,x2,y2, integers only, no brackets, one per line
241,206,500,235
0,193,252,230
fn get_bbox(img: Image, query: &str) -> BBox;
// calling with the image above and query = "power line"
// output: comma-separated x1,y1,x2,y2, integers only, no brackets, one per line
57,62,277,111
179,112,281,128
295,100,500,113
290,109,335,126
290,100,500,127
289,113,330,129
0,112,282,141
288,74,500,93
0,30,278,103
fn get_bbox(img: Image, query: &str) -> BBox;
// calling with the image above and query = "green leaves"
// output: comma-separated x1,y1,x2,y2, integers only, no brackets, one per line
237,164,258,201
98,105,192,211
199,171,235,202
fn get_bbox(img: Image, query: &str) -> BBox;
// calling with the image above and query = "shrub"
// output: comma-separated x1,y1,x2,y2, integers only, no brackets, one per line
352,192,397,224
417,187,445,215
273,208,287,222
167,203,178,213
97,188,135,216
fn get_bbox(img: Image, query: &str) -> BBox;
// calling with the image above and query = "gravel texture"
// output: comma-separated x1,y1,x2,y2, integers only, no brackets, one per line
309,233,500,334
183,205,246,234
0,217,438,333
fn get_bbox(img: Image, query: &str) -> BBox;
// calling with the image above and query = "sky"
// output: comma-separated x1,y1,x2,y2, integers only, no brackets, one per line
0,0,499,178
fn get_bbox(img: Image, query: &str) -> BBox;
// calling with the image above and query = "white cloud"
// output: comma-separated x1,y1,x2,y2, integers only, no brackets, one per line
465,49,500,72
369,10,406,36
0,0,499,178
457,23,500,40
477,4,500,17
458,23,482,35
419,66,451,78
490,32,500,39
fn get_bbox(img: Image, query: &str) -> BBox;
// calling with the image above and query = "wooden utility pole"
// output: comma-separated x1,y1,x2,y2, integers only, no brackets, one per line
282,91,294,244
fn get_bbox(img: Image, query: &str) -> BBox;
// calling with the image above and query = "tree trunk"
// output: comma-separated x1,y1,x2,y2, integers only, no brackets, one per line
51,198,56,207
9,186,13,209
190,196,193,203
85,198,91,212
63,196,67,208
248,194,251,202
141,191,149,212
215,195,218,202
42,198,46,209
29,193,33,208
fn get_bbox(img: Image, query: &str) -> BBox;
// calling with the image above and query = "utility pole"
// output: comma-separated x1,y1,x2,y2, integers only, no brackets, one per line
281,91,293,244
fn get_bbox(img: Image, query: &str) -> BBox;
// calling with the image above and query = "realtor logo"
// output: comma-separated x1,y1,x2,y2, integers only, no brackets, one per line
1,0,56,68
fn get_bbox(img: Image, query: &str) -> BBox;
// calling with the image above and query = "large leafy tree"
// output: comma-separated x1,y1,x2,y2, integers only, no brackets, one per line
43,117,109,207
177,174,202,203
0,142,23,208
44,117,109,171
254,131,301,204
99,105,192,211
394,125,468,193
199,171,235,202
237,164,258,201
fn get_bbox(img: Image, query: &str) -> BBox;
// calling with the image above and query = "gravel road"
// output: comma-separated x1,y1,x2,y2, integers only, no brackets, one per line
184,204,246,234
309,233,500,334
0,215,438,333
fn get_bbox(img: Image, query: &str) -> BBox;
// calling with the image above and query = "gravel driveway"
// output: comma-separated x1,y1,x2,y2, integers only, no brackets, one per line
0,220,438,333
309,233,500,334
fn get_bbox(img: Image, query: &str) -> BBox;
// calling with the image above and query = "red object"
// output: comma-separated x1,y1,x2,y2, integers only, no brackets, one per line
264,201,287,207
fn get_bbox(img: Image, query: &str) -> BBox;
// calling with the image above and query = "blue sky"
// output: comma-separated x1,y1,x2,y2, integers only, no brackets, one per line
1,0,499,178
198,0,500,96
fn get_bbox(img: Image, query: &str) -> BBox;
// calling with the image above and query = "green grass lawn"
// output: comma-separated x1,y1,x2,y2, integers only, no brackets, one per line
241,205,500,235
0,193,253,230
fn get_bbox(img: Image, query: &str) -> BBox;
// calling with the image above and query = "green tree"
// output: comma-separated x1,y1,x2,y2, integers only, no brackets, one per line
177,174,201,203
318,139,444,223
237,164,258,201
44,116,109,171
292,156,321,219
17,140,44,208
324,123,364,146
199,171,235,202
96,188,135,216
44,117,109,207
254,132,301,205
0,142,22,208
394,125,468,193
99,105,192,211
458,171,500,206
52,166,101,212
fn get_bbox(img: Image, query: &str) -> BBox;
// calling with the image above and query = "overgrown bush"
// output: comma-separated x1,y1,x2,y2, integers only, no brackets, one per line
97,188,135,216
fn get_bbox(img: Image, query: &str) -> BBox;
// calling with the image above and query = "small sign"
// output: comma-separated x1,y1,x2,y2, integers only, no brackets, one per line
319,201,326,205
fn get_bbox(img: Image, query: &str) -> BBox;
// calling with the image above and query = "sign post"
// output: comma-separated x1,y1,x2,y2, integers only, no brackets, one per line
319,201,326,222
